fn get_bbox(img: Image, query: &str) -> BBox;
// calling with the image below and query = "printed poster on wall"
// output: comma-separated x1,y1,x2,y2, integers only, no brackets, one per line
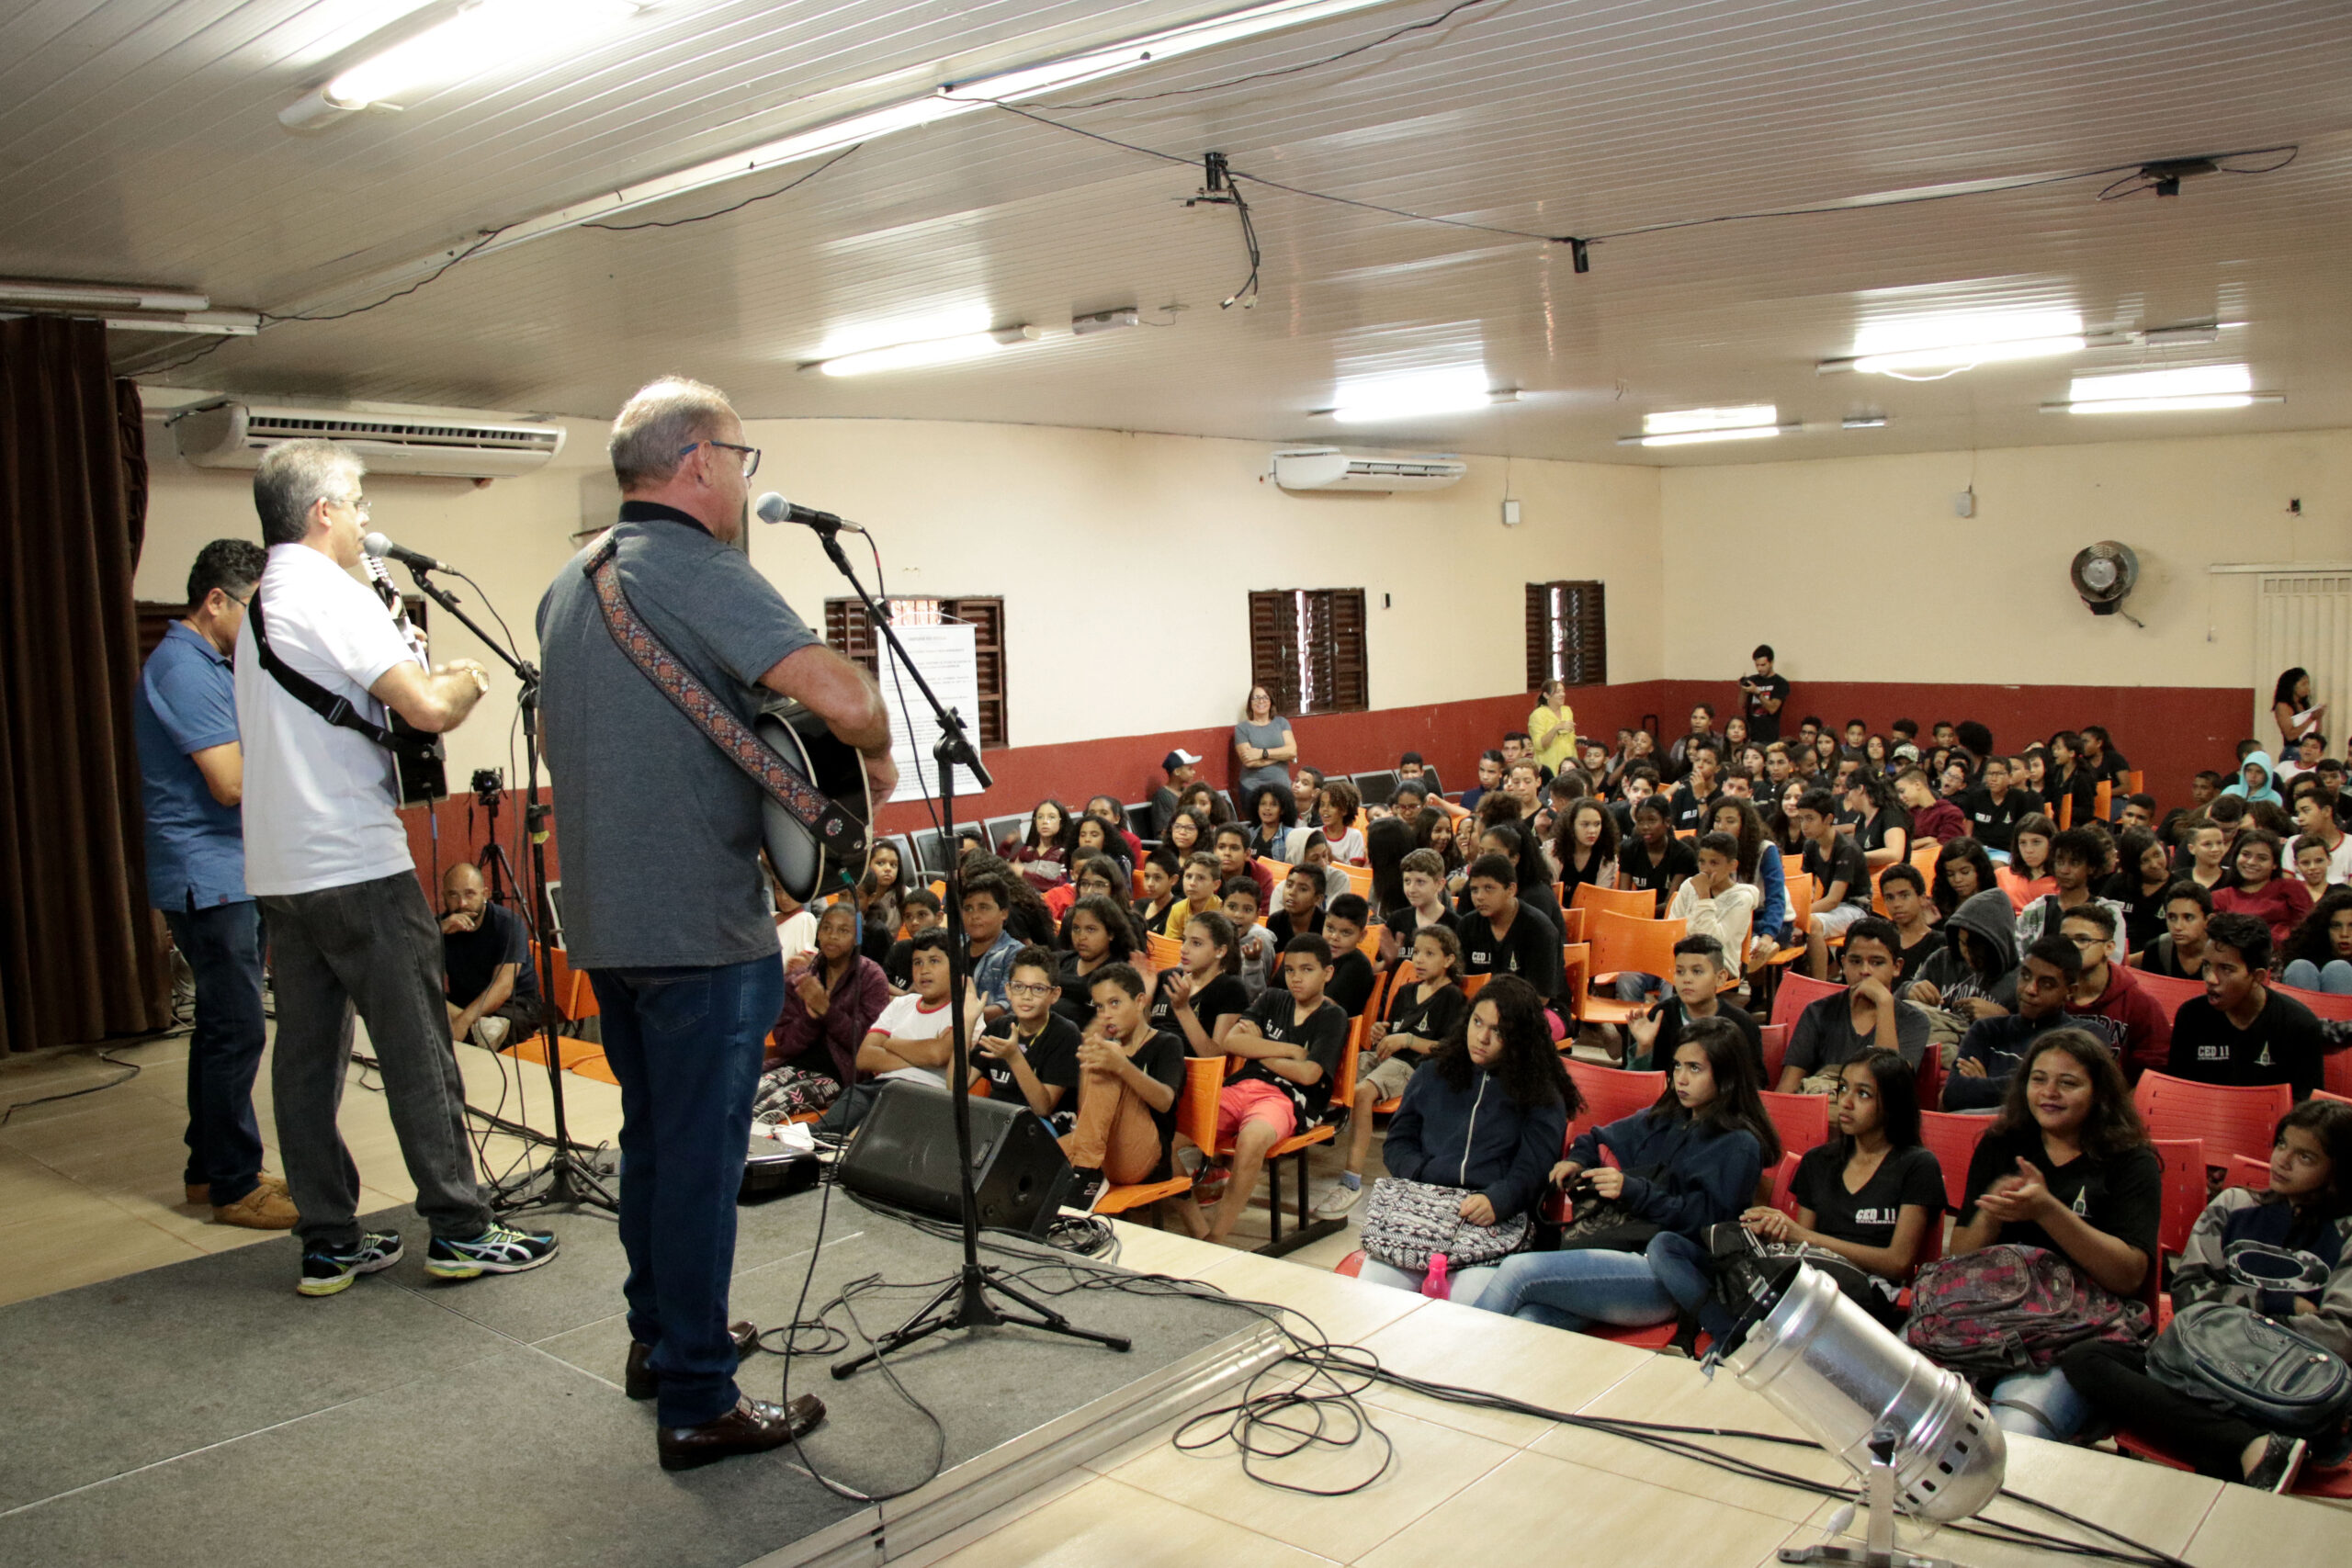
879,620,986,804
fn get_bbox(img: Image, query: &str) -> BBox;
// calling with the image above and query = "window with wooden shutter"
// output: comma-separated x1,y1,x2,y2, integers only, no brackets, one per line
1248,588,1369,716
823,595,1007,748
1525,581,1606,690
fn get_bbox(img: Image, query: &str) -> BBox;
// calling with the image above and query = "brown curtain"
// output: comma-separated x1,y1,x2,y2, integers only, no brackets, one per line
0,316,171,1055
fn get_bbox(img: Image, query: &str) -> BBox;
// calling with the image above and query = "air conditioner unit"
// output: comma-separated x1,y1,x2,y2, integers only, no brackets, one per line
171,399,566,479
1272,446,1467,493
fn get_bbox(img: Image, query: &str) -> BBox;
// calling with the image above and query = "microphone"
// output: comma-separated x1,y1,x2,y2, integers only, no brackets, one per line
363,532,454,573
755,492,865,535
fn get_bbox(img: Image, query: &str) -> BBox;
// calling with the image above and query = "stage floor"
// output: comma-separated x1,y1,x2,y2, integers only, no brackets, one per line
0,1189,1280,1568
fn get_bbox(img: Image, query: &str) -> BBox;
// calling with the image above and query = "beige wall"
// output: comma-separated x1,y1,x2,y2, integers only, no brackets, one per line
1659,427,2352,703
137,410,1664,781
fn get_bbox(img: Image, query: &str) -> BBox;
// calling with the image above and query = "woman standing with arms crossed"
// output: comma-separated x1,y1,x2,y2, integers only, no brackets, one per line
1529,678,1576,777
1235,686,1297,801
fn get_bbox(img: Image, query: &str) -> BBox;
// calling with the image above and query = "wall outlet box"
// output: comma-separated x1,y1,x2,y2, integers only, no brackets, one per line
1501,499,1522,526
1953,488,1976,518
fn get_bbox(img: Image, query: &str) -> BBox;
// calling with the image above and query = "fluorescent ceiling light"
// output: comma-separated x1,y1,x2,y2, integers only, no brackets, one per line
1643,405,1777,435
2051,363,2275,413
1626,425,1783,448
282,1,643,128
0,278,209,312
941,0,1401,102
806,325,1038,377
1841,414,1889,429
1834,309,2086,375
1326,368,1496,423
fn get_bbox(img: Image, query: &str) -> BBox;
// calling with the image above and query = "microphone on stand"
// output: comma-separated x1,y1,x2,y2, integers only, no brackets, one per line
755,492,865,536
362,532,455,573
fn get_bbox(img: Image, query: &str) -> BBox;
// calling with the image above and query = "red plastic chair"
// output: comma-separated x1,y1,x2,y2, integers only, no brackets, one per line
1758,1023,1790,1083
2224,1153,2273,1190
1760,1089,1830,1162
2149,1137,2209,1259
2275,982,2352,1022
1912,1042,1943,1112
1565,1060,1666,1142
2133,1072,2291,1165
2327,1056,2352,1099
1770,972,1843,1032
1917,1111,1992,1213
1767,1149,1801,1217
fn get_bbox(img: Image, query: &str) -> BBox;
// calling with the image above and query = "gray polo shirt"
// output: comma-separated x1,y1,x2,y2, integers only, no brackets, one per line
537,503,817,968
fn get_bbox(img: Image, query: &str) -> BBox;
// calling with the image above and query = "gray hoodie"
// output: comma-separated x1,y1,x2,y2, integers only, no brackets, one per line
1901,888,2018,1010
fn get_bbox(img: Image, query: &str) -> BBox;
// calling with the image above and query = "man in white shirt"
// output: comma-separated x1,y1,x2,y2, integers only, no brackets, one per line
237,439,556,1299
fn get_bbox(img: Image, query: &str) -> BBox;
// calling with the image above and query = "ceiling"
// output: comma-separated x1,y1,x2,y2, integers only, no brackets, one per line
8,0,2351,463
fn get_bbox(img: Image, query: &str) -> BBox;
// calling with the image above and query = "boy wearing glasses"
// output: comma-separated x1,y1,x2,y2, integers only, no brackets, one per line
974,946,1083,1129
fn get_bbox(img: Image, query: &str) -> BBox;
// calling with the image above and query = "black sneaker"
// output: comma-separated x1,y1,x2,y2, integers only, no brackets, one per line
2246,1434,2308,1494
1068,1169,1109,1213
425,1224,559,1280
298,1230,404,1297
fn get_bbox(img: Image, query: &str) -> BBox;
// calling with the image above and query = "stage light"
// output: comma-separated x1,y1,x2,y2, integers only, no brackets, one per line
1720,1263,2006,1565
806,326,1040,377
1324,368,1501,423
280,1,644,130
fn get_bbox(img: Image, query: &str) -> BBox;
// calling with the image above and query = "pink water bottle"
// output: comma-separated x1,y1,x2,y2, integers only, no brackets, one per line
1420,1252,1451,1299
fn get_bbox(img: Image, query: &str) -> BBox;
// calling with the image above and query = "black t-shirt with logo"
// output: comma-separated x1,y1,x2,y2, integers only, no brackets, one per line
1384,979,1468,1043
1741,673,1789,741
1618,835,1697,915
1793,1143,1947,1251
1804,834,1873,909
1229,989,1351,1122
1451,903,1564,998
1668,784,1716,834
2165,989,2325,1101
1960,786,2030,852
1148,969,1250,1042
1960,1127,2162,1268
976,1012,1083,1107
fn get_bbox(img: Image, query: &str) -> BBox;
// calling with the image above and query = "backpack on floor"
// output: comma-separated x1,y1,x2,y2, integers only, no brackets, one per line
1904,1244,2149,1375
2147,1302,2352,1437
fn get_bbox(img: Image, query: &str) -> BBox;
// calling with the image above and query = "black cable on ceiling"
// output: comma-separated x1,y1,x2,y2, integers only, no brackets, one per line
582,142,865,231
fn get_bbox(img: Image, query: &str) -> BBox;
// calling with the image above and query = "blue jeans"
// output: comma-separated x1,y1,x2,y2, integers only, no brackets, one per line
2282,958,2352,994
1645,1230,1738,1342
1355,1256,1499,1303
592,954,783,1427
161,899,267,1206
1473,1247,1679,1331
1989,1367,2092,1442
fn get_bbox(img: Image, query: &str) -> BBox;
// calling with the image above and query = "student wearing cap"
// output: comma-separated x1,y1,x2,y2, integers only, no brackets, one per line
1152,748,1203,840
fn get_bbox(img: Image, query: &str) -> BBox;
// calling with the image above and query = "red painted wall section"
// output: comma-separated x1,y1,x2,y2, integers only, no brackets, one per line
398,791,560,903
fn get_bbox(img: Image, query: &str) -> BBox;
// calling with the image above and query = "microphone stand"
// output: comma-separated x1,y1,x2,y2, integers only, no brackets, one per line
399,563,616,1216
802,522,1128,1379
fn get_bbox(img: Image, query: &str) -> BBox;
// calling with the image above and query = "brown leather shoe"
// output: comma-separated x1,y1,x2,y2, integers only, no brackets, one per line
213,1184,300,1230
625,1322,760,1401
657,1393,824,1471
188,1173,288,1207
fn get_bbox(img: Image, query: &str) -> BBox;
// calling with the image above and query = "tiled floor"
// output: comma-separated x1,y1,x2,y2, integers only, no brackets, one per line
9,1035,2351,1568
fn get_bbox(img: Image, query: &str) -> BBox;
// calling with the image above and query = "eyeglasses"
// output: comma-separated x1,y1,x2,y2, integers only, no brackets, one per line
333,494,371,520
1006,981,1056,998
678,440,761,479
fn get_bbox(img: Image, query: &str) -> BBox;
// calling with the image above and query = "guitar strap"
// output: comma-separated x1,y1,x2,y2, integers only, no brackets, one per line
246,589,403,798
582,535,867,862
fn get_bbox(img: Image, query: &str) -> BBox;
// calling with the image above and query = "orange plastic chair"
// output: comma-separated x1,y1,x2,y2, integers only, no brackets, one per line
1918,1111,1989,1213
1564,1060,1665,1142
2133,1072,2291,1165
1760,1089,1830,1161
2150,1137,2209,1259
2276,982,2352,1023
1571,883,1656,922
1769,972,1843,1032
1460,973,1490,1000
2224,1152,2273,1191
1340,864,1374,899
1258,857,1294,884
1145,931,1182,972
2095,780,2113,822
1580,911,1688,1026
1093,1055,1225,1216
1767,874,1815,968
1561,942,1589,1021
1556,906,1588,945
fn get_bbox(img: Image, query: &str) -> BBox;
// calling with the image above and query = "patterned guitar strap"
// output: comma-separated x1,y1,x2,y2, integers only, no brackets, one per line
582,535,867,862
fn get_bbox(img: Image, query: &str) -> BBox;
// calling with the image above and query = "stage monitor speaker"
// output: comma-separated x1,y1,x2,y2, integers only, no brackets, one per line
837,1080,1072,1235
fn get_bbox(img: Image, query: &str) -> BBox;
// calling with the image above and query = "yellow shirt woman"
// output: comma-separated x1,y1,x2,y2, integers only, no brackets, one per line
1528,679,1576,773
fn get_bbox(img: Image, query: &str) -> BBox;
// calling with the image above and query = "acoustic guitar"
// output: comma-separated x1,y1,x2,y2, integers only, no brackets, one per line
756,699,875,905
361,550,449,805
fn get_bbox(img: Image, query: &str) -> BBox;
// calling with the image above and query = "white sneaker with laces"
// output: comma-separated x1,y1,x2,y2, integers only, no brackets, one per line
1313,1181,1362,1219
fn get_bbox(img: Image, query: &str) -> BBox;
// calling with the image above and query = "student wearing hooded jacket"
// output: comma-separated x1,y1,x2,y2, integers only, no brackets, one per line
1356,976,1577,1303
1899,886,2020,1026
2059,1100,2352,1493
2223,750,2286,810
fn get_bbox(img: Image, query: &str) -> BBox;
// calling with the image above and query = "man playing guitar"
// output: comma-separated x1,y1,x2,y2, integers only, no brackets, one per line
537,377,895,1471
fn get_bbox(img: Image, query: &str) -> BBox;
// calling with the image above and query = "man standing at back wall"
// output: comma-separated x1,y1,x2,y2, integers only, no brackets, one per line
135,538,293,1231
236,440,558,1298
537,377,898,1471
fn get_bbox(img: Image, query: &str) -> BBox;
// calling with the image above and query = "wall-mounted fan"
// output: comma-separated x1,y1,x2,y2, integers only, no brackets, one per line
2069,541,2143,626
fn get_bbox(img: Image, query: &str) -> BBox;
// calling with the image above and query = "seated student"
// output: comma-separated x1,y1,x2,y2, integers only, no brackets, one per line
1878,863,1939,985
881,886,944,993
1781,917,1932,1090
849,840,910,964
2016,826,2133,955
1054,853,1127,942
765,902,890,1111
1460,749,1505,813
2042,731,2102,830
1391,847,1457,942
1929,836,1999,919
2289,781,2350,889
2213,826,2312,950
1353,975,1576,1298
2117,792,2157,831
1844,770,1912,871
1901,881,2020,1032
1210,821,1277,908
1001,799,1076,893
1503,759,1547,822
1453,852,1566,1001
1150,749,1203,838
972,945,1083,1125
1710,796,1789,965
1219,875,1275,995
2280,887,2352,995
437,862,538,1050
1895,766,1968,845
1135,850,1182,939
1668,741,1723,833
2133,878,2216,981
1391,779,1436,833
831,931,984,1132
1949,1030,2161,1442
1554,797,1622,896
1266,863,1328,948
1082,795,1147,868
965,850,1060,949
1664,829,1760,970
2277,730,2327,787
2179,816,2237,899
769,875,820,970
1055,964,1188,1210
2168,911,2326,1100
1315,778,1366,864
1797,787,1874,978
2061,1099,2352,1492
1657,1051,1945,1341
1944,936,2080,1111
1320,894,1380,1018
2225,749,2286,809
1054,893,1144,1027
1161,807,1210,864
1322,924,1474,1218
1163,851,1225,940
1624,934,1763,1073
1244,782,1299,859
2293,832,2335,908
2047,903,2167,1078
1618,795,1697,915
2100,826,2176,953
1069,814,1131,882
2003,812,2060,908
958,874,1023,1022
1177,934,1352,1246
1175,780,1236,828
1473,1019,1777,1333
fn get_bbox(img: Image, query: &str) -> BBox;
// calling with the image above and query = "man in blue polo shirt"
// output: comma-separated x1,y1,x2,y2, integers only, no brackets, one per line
135,540,295,1229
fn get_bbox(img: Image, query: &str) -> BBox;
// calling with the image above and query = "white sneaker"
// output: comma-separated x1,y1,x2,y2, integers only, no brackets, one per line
472,1016,513,1050
1313,1181,1362,1219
